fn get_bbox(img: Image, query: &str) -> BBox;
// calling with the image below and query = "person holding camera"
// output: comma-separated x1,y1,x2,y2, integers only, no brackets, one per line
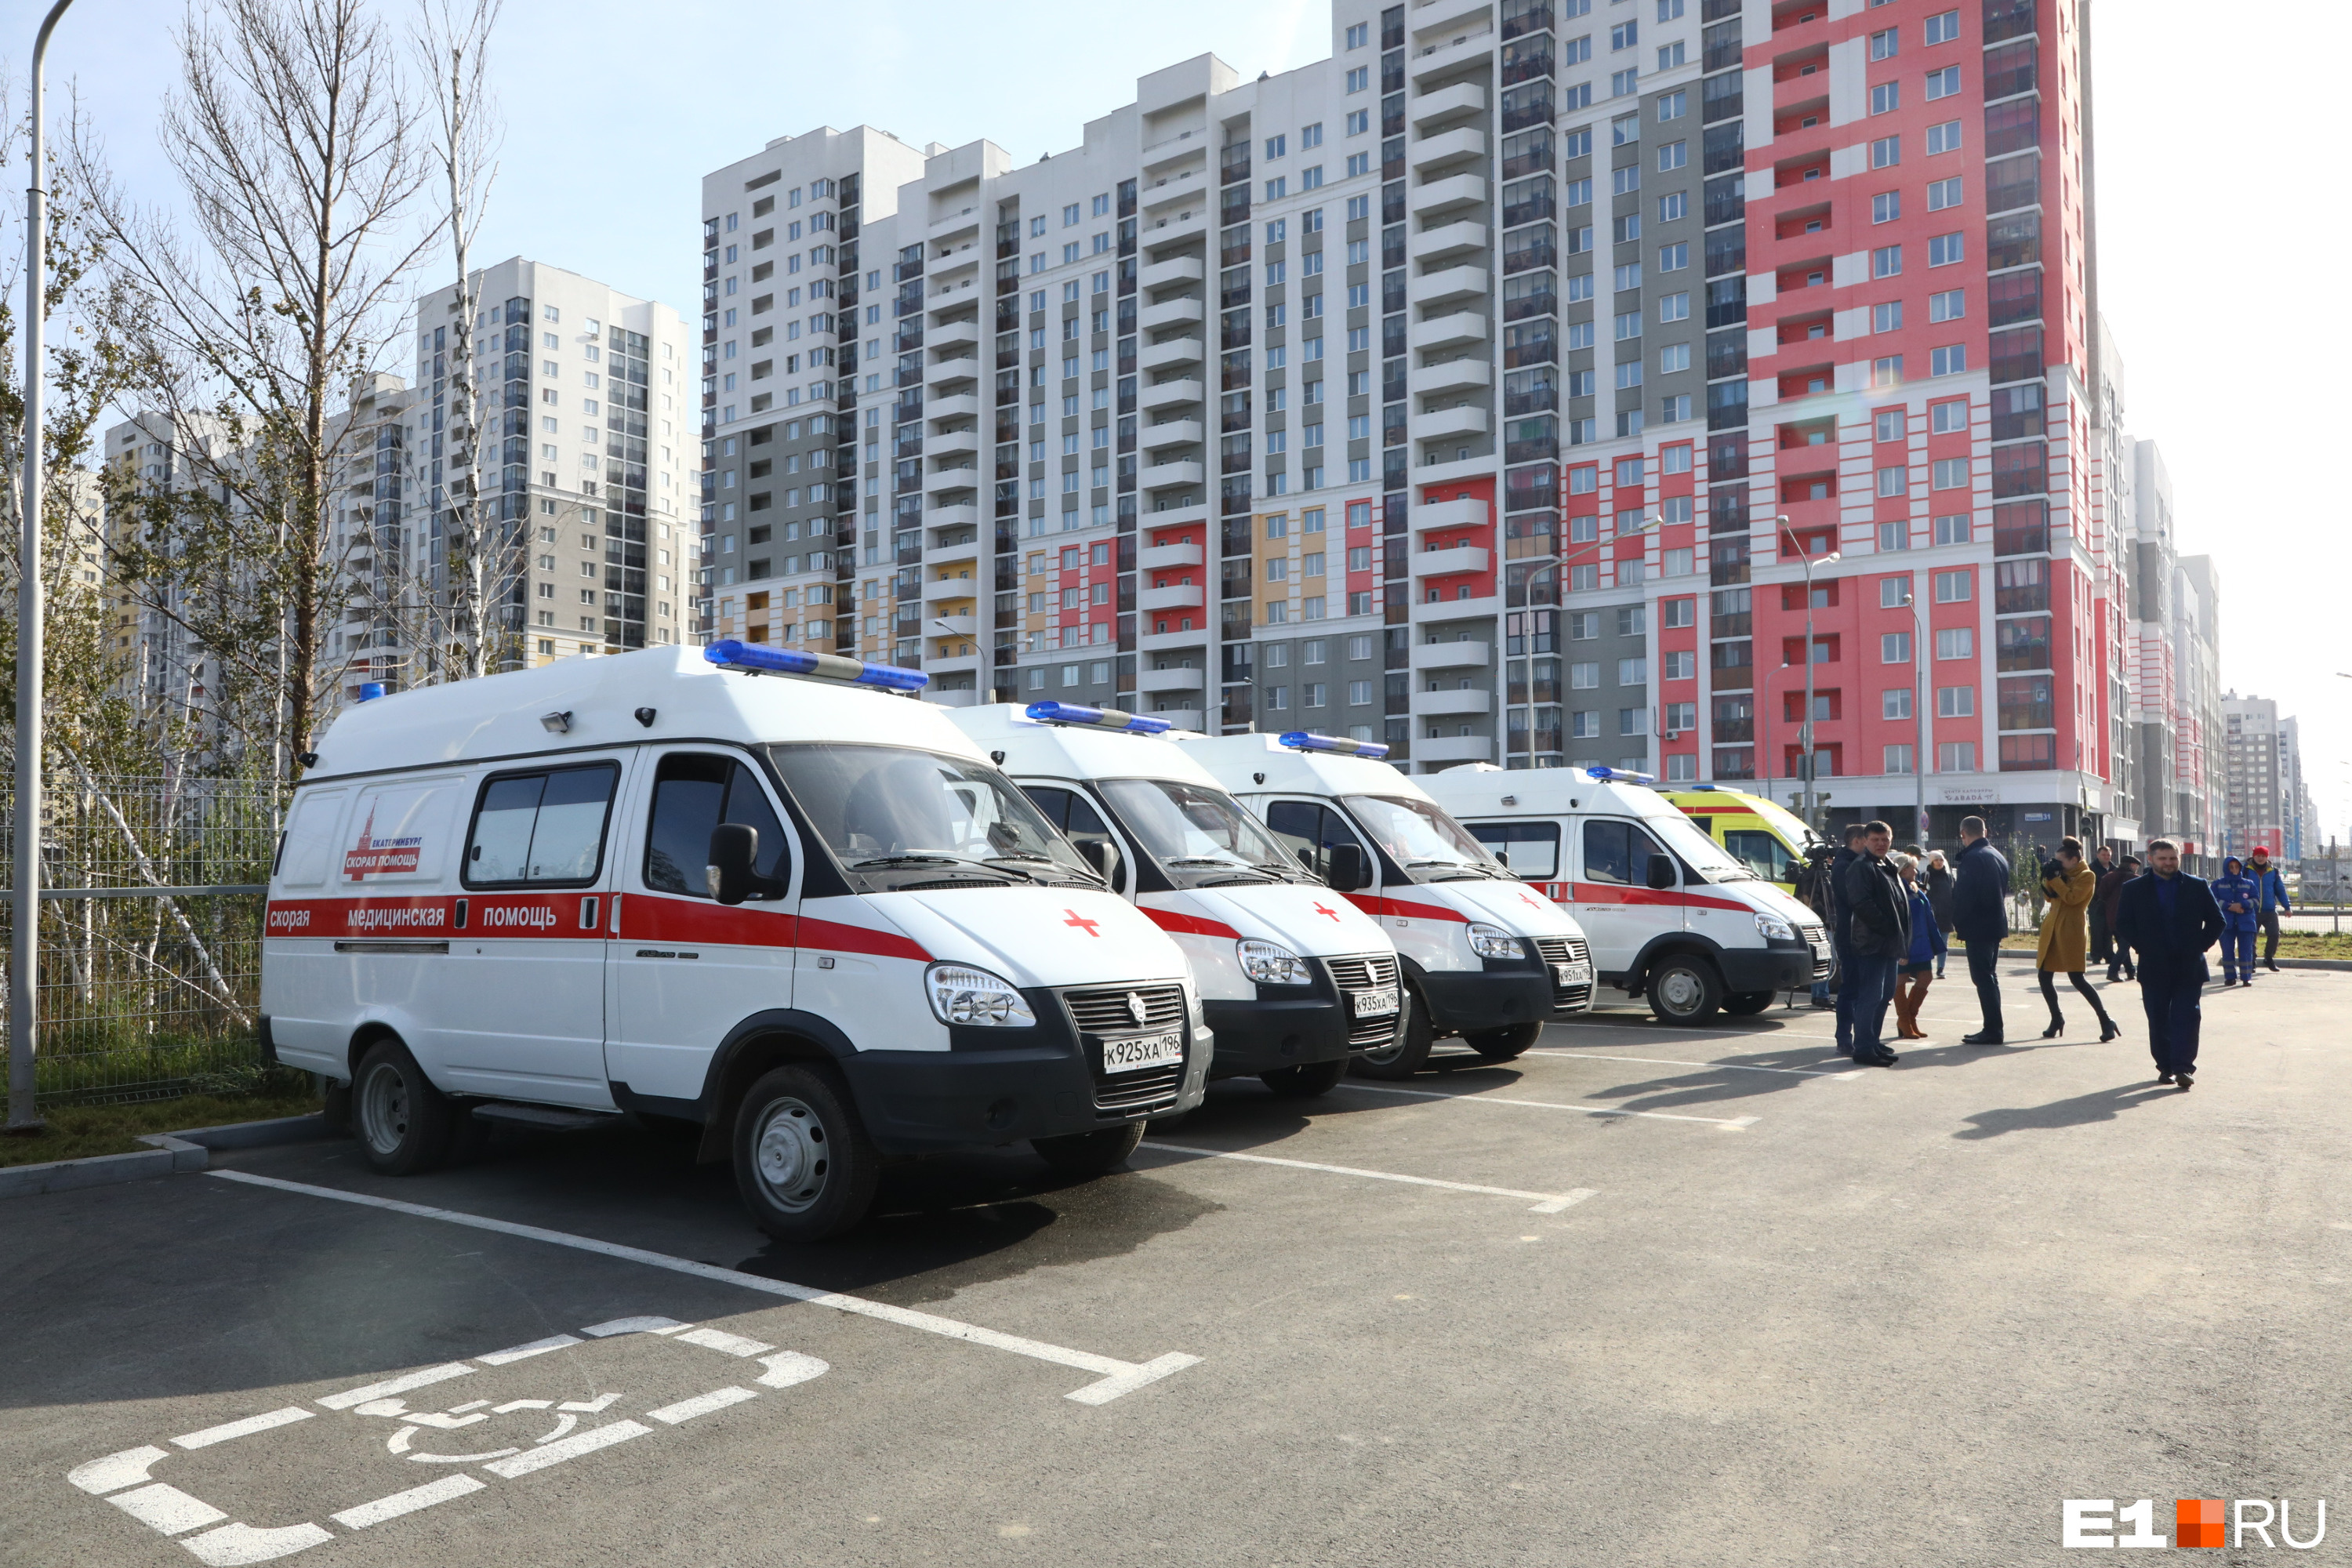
2034,837,2120,1041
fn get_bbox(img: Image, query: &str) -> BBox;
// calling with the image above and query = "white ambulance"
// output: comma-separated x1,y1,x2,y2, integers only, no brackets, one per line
1421,764,1832,1024
1178,732,1595,1077
949,702,1403,1098
258,642,1209,1240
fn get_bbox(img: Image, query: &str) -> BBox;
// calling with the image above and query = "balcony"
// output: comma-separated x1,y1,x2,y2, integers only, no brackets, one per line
1413,404,1489,442
1140,419,1205,453
1140,296,1206,332
1413,126,1488,173
1410,358,1490,396
1410,637,1491,672
1411,220,1489,263
1412,173,1488,216
1139,583,1206,612
1412,81,1490,130
1410,265,1489,310
1140,336,1205,371
1410,544,1490,578
1410,591,1501,625
1145,205,1209,241
1138,665,1207,694
1410,0,1493,35
928,612,979,638
923,652,986,681
920,572,982,604
1414,732,1494,763
1140,458,1207,490
1140,376,1207,411
923,686,984,707
1139,626,1213,655
1141,256,1206,291
1141,706,1206,729
1410,311,1487,350
927,427,980,458
1411,27,1497,85
929,318,981,351
926,503,980,532
1414,686,1491,717
922,463,981,496
1139,539,1204,571
927,205,981,244
927,393,981,423
927,535,982,567
1412,495,1488,535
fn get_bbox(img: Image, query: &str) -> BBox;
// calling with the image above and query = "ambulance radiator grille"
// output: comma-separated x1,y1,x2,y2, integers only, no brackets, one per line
1531,935,1595,1011
1092,1063,1185,1118
1325,953,1405,1047
1062,984,1189,1036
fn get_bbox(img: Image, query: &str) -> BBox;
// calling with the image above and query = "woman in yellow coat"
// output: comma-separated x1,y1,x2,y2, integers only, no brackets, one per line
2036,837,2120,1040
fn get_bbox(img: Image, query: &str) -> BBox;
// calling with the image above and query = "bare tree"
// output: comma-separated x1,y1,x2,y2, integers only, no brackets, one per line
73,0,440,779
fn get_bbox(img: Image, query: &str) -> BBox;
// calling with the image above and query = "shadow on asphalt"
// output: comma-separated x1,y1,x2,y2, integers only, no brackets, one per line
1951,1079,2184,1138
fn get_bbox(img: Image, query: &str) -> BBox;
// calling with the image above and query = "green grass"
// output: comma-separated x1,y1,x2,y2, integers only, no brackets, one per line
1999,930,2352,961
0,1090,324,1168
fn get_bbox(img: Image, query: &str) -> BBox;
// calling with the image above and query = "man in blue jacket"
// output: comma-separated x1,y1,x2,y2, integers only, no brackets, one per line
2247,845,2293,973
2211,855,2259,986
1951,816,2011,1044
2113,838,2227,1089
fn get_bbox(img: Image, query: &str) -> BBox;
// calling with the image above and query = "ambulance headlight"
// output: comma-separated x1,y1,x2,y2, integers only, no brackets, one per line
1755,913,1796,943
1236,939,1311,986
1467,922,1524,960
924,964,1037,1028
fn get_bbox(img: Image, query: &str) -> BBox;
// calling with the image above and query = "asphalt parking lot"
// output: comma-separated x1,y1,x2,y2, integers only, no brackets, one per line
7,967,2350,1566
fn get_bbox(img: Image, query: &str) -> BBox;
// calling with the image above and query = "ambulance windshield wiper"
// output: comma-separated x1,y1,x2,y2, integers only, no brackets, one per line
851,854,962,869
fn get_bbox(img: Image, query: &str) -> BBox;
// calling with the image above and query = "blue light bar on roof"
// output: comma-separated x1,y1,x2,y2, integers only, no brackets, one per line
704,640,928,691
1024,702,1172,735
1584,766,1657,784
1279,731,1392,760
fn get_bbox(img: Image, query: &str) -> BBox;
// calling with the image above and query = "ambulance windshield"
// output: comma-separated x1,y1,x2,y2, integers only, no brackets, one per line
1341,795,1508,881
1097,778,1305,884
769,745,1096,887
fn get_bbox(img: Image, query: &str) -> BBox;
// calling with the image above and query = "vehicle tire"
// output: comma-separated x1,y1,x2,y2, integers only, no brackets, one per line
1031,1120,1145,1175
1465,1022,1543,1062
1259,1058,1348,1098
1722,989,1777,1016
731,1065,880,1243
1350,988,1435,1079
1646,956,1725,1025
351,1038,453,1177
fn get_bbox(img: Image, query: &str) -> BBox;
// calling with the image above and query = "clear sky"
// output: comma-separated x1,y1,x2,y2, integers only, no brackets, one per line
20,0,2350,846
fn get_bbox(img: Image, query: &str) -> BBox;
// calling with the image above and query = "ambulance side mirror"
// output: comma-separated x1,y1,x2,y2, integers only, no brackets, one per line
707,824,785,906
1326,842,1370,893
1075,837,1121,890
1644,854,1678,891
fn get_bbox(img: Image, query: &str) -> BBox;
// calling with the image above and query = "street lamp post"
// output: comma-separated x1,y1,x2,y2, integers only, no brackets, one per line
1900,585,1929,844
12,0,79,1134
1509,514,1661,769
1776,516,1839,831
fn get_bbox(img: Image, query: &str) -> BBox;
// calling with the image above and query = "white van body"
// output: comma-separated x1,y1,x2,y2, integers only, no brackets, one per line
260,647,1208,1203
949,706,1403,1086
1421,765,1832,1023
1178,735,1596,1054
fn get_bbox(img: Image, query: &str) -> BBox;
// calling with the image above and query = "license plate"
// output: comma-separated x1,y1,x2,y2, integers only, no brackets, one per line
1350,985,1400,1018
1809,942,1831,960
1099,1029,1186,1073
1553,961,1593,988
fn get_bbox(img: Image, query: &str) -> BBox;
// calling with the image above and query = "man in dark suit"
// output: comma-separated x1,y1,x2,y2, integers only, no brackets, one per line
2112,837,2227,1090
1837,821,1911,1067
1827,822,1869,1054
1951,816,2011,1044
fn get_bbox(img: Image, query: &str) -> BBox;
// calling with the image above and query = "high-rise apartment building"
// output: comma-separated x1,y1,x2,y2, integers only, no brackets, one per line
2221,692,2287,858
2169,551,2221,853
696,0,2167,847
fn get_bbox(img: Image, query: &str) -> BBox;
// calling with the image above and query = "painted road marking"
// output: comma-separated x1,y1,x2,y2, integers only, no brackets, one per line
1138,1141,1598,1214
1528,1049,1861,1079
209,1169,1202,1406
173,1408,314,1450
67,1309,827,1565
1336,1081,1760,1129
328,1475,485,1530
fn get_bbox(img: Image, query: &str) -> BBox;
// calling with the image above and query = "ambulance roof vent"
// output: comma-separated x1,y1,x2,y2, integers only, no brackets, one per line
705,639,928,691
1278,731,1390,759
1024,702,1171,735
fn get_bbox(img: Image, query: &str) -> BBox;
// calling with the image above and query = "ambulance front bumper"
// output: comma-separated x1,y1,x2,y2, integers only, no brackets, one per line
840,983,1209,1156
1414,964,1563,1036
1201,953,1402,1076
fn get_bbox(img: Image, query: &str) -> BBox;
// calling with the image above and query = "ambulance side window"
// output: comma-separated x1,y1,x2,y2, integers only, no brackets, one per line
644,754,789,898
1581,819,1667,887
1468,822,1559,880
1020,786,1076,830
463,764,619,887
1265,801,1359,877
1724,829,1795,884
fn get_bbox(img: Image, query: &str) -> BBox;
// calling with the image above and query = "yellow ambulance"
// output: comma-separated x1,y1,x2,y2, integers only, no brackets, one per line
1661,786,1827,893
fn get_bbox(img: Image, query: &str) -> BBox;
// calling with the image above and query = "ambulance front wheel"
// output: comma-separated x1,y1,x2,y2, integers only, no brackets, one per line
732,1065,880,1243
1259,1058,1347,1097
1646,956,1724,1024
352,1037,453,1177
1031,1121,1145,1176
1349,989,1435,1080
1465,1022,1542,1062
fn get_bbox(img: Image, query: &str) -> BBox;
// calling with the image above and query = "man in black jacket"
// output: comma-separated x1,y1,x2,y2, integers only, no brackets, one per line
2113,838,2227,1089
1838,821,1910,1066
1826,823,1869,1051
1951,816,2011,1044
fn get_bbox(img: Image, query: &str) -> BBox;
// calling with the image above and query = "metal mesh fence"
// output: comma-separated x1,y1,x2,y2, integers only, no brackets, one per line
3,775,279,1107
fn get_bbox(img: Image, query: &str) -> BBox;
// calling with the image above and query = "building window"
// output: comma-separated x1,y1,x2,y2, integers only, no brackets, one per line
1936,685,1975,717
1870,136,1900,169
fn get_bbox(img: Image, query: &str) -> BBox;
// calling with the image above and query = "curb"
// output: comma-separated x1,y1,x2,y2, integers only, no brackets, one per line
0,1113,339,1200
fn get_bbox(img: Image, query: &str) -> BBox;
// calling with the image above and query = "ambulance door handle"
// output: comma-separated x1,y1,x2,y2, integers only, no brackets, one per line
579,896,599,930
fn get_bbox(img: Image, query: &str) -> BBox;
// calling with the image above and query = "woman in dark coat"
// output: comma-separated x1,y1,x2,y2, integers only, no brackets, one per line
1924,850,1956,978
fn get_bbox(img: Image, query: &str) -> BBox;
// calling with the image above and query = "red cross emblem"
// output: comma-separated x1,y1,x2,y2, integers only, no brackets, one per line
1312,902,1341,922
1062,908,1102,937
1518,889,1544,910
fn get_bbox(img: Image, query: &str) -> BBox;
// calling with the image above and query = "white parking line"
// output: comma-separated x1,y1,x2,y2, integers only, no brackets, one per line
481,1419,650,1478
1335,1081,1759,1129
648,1386,759,1425
1527,1049,1861,1080
330,1475,485,1530
172,1408,314,1450
1138,1141,1597,1214
209,1169,1200,1406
